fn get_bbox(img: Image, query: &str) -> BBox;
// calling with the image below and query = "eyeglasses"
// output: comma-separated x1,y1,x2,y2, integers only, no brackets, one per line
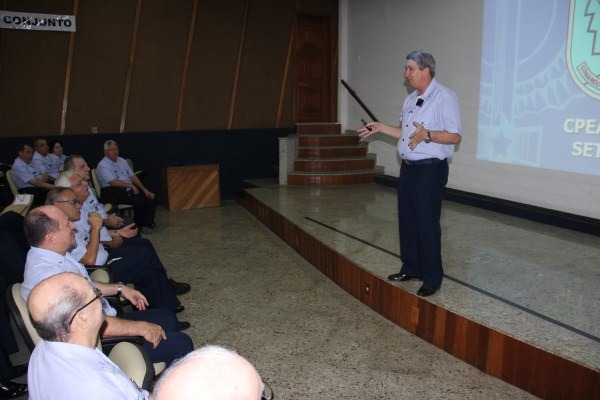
261,380,274,400
69,286,103,325
56,198,80,207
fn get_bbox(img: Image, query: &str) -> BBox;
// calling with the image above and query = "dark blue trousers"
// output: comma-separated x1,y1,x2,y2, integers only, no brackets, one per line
119,308,192,366
125,192,156,228
397,160,448,288
106,246,181,312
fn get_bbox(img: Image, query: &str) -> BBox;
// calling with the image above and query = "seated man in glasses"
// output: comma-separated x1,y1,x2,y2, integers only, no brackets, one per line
27,272,149,399
51,173,188,314
153,345,269,400
21,205,193,366
61,158,190,296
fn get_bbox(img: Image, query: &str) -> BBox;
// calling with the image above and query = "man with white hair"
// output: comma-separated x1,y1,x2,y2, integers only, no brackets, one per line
153,345,267,400
96,140,156,233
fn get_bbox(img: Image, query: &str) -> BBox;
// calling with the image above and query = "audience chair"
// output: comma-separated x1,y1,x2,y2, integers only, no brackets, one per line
126,158,148,181
87,185,113,215
6,283,39,351
90,168,134,219
5,170,18,197
6,283,163,388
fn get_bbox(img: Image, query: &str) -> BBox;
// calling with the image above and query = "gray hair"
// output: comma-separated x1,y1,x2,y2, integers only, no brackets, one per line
104,139,118,151
30,283,83,342
406,50,436,77
55,171,77,188
46,187,76,205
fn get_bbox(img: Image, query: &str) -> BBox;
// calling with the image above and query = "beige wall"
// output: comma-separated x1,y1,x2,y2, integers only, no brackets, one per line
0,0,338,137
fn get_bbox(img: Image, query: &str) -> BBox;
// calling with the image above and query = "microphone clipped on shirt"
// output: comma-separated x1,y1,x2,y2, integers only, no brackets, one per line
416,98,424,107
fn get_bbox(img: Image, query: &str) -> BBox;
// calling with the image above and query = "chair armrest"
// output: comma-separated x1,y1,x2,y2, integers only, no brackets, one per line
88,267,112,283
101,335,144,354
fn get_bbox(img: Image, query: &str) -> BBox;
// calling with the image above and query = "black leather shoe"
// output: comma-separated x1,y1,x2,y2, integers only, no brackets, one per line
417,284,440,297
174,305,185,314
388,273,421,282
177,321,191,331
168,278,191,295
12,363,27,378
0,381,28,399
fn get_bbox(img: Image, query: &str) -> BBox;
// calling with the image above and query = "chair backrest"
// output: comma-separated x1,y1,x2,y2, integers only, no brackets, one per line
126,158,142,176
6,283,41,351
90,168,102,193
6,170,19,196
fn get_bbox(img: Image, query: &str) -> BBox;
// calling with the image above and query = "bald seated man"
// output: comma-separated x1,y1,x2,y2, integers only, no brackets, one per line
153,345,265,400
21,205,193,366
27,272,149,399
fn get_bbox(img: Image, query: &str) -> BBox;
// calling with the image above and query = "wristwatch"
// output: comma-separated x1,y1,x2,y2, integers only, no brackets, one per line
116,282,124,296
424,130,432,144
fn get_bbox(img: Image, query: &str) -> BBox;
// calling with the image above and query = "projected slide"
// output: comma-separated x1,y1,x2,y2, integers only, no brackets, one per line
477,0,600,176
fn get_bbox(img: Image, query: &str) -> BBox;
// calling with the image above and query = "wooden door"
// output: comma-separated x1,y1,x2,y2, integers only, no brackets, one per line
294,14,333,123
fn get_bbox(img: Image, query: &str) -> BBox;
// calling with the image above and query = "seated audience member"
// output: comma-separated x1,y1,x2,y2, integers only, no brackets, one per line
96,140,156,233
21,206,193,366
61,158,191,295
153,345,267,400
31,137,60,181
27,272,150,399
0,211,29,284
65,155,125,228
47,140,67,173
10,144,54,208
49,178,189,310
0,275,28,400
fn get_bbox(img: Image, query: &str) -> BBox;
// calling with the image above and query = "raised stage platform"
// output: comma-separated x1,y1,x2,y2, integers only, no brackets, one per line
236,180,600,399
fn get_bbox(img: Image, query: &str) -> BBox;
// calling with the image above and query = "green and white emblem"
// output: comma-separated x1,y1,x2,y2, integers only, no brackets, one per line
567,0,600,100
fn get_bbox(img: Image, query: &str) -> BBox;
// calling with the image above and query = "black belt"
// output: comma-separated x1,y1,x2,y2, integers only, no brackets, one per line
402,158,445,166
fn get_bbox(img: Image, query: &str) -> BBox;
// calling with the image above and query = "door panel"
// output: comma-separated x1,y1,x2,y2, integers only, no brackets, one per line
294,14,332,123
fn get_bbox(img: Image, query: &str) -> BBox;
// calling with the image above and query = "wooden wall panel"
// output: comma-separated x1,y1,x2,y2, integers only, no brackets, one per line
0,0,72,136
66,0,136,134
380,281,401,325
0,0,338,137
232,0,294,128
126,0,193,132
181,0,248,130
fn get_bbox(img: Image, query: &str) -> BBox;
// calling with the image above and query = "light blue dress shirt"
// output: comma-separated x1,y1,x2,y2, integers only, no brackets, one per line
32,152,60,179
11,157,44,188
22,247,116,317
96,156,134,189
28,340,148,399
397,78,462,161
